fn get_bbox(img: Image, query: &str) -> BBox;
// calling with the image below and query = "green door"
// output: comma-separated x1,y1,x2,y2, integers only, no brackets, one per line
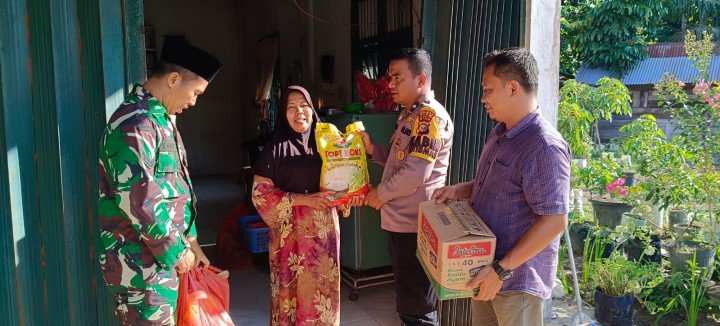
0,0,146,324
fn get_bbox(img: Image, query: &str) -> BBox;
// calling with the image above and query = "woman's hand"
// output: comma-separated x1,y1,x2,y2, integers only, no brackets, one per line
293,191,335,210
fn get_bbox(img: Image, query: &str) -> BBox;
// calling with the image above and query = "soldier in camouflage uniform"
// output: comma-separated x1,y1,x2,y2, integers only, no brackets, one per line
98,38,221,325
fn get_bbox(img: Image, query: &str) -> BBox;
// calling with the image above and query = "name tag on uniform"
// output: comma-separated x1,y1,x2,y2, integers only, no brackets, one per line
159,138,177,152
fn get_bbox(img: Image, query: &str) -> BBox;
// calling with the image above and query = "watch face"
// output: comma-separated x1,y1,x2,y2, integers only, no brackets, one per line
493,261,512,281
499,271,513,281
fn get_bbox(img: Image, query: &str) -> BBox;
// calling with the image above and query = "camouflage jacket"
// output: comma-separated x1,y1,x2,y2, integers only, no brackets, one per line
98,84,197,293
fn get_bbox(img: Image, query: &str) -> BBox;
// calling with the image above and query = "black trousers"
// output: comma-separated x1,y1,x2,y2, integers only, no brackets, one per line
388,231,438,325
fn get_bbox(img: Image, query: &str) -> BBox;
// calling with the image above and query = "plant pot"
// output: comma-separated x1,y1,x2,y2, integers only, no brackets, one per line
573,159,587,169
594,289,634,326
621,213,646,227
622,171,636,186
671,222,700,241
667,208,689,227
569,222,593,257
668,241,716,278
590,199,633,229
625,235,661,264
650,203,665,229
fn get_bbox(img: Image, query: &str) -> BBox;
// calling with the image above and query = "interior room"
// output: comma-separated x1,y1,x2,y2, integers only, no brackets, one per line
144,1,414,324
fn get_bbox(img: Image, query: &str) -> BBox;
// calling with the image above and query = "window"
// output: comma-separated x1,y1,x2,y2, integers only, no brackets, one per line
351,0,414,100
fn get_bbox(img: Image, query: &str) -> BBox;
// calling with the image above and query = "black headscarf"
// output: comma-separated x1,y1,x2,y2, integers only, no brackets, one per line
252,86,322,194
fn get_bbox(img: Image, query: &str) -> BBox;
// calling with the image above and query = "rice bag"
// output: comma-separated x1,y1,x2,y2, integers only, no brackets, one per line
316,121,370,206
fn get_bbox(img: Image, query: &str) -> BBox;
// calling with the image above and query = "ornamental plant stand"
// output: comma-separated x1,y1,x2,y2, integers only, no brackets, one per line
589,199,633,229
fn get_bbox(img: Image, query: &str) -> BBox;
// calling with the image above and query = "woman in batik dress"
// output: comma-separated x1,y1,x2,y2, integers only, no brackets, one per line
252,86,357,325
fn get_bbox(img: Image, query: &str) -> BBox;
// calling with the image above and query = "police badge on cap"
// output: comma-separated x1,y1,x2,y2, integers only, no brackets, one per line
160,37,222,82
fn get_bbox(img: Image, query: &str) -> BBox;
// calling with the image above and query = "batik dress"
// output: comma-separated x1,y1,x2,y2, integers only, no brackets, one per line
252,182,341,325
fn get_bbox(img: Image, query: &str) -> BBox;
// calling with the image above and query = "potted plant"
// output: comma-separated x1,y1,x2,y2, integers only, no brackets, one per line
583,170,633,229
651,30,719,274
569,189,594,257
558,77,633,242
615,204,664,264
588,252,663,326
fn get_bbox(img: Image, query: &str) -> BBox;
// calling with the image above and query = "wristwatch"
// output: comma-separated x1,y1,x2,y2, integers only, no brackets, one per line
492,260,513,281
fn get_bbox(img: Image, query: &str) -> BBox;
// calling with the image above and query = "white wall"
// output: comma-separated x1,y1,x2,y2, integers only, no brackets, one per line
310,1,352,107
526,0,561,127
239,0,352,110
145,0,244,176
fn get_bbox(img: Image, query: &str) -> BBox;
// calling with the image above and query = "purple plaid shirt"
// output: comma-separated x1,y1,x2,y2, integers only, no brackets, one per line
470,109,570,299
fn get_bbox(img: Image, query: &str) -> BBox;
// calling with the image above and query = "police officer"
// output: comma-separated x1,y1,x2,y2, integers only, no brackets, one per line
98,37,222,325
362,48,454,325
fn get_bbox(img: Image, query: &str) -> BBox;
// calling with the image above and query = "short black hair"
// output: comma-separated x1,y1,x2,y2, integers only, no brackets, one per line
150,61,200,82
482,48,538,94
388,48,433,82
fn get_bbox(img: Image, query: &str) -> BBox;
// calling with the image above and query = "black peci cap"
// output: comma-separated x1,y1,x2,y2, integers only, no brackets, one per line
160,37,222,82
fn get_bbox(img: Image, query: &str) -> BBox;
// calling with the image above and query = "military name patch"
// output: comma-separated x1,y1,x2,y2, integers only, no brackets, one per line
400,126,412,136
159,138,177,152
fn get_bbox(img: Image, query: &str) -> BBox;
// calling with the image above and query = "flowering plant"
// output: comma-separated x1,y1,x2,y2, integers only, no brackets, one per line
606,178,628,198
650,30,719,244
579,152,623,199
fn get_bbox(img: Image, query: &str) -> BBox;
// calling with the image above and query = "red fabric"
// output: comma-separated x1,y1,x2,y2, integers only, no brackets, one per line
177,266,234,326
357,72,378,104
356,72,393,111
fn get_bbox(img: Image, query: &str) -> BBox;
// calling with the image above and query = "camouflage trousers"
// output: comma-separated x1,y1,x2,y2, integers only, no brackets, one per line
102,248,180,325
113,291,177,326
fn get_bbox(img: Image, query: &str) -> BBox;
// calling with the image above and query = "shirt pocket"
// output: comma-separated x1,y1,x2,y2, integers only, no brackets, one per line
156,150,179,173
485,159,514,195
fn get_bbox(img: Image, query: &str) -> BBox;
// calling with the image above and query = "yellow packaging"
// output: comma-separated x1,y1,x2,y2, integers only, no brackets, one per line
316,121,370,206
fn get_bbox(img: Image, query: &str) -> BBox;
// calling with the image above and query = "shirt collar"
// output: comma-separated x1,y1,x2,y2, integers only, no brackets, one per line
130,84,167,116
401,90,436,116
495,108,541,139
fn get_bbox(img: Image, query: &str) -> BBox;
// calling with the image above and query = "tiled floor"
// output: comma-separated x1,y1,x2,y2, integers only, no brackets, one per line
226,267,402,325
192,175,402,326
192,175,592,326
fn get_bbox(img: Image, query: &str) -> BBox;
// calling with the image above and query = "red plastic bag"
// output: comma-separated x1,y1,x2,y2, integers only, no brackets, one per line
177,266,234,326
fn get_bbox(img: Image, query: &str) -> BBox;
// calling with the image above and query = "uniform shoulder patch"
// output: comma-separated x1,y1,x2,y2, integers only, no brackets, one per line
408,107,441,162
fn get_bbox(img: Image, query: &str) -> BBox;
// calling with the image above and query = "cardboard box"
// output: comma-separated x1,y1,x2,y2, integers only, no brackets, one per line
417,200,496,300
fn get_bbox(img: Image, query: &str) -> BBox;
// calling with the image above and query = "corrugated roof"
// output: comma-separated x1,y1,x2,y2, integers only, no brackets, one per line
647,42,719,58
576,56,720,86
647,43,686,58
